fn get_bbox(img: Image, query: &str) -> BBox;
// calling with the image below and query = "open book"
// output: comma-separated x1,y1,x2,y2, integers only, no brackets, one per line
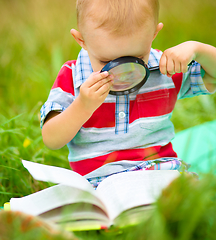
10,160,180,231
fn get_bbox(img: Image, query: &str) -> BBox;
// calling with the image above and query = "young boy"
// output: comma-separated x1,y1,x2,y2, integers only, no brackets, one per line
40,0,216,187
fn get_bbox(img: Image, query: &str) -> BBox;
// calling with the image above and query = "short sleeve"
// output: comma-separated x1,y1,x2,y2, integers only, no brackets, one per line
40,61,76,128
177,61,210,99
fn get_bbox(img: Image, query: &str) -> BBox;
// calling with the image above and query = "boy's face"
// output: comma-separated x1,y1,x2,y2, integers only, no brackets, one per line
72,21,162,72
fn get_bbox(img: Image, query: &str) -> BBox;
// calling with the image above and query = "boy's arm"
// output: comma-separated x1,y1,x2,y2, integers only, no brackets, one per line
194,42,216,92
159,41,216,92
42,71,113,150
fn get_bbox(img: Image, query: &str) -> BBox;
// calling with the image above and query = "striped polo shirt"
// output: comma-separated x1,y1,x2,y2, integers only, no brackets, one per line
40,48,210,176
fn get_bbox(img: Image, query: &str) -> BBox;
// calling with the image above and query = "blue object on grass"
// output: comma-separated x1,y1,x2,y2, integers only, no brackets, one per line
172,120,216,174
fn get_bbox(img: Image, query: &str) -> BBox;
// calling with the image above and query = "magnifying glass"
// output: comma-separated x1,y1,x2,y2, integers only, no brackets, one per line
101,57,196,96
100,56,155,95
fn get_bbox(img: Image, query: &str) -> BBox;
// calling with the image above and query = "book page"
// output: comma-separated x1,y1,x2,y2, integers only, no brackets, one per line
40,203,109,224
10,184,108,217
22,160,94,194
96,170,180,220
113,205,154,228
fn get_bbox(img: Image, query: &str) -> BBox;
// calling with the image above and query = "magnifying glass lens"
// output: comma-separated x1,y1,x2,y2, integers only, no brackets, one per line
109,63,146,91
101,56,150,95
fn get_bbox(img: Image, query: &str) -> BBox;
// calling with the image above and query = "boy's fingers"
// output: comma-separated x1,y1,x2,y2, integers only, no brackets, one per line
90,71,109,85
181,63,189,73
98,79,114,96
166,58,175,76
160,54,182,76
160,54,175,76
93,75,114,92
159,54,167,75
174,62,181,73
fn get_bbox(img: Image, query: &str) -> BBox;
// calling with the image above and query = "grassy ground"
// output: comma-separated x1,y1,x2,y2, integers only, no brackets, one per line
0,0,216,239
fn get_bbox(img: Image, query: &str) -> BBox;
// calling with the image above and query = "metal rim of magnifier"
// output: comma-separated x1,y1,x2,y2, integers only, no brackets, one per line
100,56,150,96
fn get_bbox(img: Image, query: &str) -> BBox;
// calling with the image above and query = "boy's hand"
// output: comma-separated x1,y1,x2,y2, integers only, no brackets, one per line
78,71,114,114
42,71,113,150
160,41,197,77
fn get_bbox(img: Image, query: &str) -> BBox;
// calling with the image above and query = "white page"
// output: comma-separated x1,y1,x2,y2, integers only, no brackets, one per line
22,160,94,194
96,170,180,220
40,203,109,223
10,184,107,216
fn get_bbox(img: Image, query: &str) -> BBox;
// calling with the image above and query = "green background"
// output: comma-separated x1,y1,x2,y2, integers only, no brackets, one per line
0,0,216,213
1,1,216,239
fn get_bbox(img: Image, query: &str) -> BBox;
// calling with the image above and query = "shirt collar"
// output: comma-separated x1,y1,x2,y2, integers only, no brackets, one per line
74,48,93,88
147,49,161,69
74,48,160,88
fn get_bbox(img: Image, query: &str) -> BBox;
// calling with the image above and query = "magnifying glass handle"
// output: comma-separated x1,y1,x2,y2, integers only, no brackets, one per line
149,66,159,71
149,60,195,72
188,60,195,66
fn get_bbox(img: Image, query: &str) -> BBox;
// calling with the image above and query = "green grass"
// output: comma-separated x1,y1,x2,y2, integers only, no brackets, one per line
0,0,216,239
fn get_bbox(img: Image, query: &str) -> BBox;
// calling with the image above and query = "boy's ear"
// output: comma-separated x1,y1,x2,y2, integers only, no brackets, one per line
70,29,87,50
153,22,163,40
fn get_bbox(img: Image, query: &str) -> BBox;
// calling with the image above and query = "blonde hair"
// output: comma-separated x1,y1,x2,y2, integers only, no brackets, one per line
76,0,159,36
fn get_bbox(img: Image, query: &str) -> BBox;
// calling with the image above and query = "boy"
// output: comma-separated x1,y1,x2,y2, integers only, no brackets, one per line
40,0,216,187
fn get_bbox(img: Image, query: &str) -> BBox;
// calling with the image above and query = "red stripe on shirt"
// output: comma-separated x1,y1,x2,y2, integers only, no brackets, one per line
130,88,177,121
83,102,116,128
52,60,76,95
83,88,178,128
172,72,183,94
69,142,177,175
